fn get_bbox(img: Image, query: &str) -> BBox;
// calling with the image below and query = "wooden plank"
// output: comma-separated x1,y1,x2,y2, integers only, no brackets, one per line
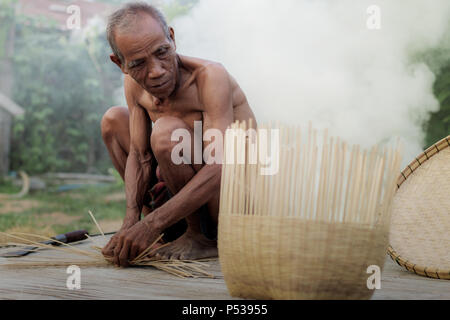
372,259,450,300
0,236,448,300
0,236,234,300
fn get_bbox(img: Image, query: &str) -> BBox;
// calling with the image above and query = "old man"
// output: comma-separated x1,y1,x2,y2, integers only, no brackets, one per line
101,2,256,267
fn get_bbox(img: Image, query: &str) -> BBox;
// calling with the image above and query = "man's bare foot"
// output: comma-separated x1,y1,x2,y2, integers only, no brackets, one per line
154,231,218,260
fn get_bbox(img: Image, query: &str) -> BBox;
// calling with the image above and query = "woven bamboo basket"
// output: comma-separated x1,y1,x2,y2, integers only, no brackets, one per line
218,122,402,299
388,135,450,280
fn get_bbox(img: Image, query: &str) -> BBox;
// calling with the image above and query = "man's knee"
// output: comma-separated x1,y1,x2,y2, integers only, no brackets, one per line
151,116,189,158
101,106,128,141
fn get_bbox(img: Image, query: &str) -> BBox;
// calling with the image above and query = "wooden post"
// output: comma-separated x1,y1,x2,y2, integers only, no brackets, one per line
0,94,24,178
0,5,17,177
0,4,16,99
0,108,12,176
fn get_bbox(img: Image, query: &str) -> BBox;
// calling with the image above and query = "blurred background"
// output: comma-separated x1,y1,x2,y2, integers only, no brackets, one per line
0,0,449,239
0,0,199,239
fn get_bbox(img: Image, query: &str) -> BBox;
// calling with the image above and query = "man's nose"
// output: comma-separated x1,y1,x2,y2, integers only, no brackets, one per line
148,62,165,80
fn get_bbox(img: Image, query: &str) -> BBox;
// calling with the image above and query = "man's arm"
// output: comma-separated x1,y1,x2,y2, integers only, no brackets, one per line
123,103,153,222
102,78,154,260
145,63,234,232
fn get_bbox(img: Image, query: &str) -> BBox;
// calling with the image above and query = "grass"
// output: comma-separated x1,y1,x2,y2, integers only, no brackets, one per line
0,178,216,279
0,181,125,237
0,179,21,194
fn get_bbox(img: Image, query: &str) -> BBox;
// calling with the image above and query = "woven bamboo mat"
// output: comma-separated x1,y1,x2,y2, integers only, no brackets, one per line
388,136,450,280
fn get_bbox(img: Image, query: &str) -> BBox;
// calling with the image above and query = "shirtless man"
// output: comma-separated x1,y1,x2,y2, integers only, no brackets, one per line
101,3,256,267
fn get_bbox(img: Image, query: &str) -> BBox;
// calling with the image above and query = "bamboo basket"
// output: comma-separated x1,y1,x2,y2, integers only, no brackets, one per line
218,122,402,299
388,136,450,280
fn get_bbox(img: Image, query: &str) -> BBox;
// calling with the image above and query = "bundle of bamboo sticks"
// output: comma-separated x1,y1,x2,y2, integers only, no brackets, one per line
0,212,214,279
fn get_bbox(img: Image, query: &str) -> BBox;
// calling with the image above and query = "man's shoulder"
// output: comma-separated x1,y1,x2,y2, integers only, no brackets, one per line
181,55,230,87
198,62,229,84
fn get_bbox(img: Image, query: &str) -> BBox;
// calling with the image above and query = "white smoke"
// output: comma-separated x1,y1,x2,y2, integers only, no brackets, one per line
172,0,450,164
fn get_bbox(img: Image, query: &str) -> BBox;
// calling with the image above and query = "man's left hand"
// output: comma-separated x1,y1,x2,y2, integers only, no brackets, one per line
113,219,161,267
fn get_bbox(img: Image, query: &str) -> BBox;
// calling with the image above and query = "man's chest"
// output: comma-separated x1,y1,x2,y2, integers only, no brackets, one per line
138,89,205,131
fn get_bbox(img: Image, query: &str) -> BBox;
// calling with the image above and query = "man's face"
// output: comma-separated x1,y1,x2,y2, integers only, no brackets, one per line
114,14,178,99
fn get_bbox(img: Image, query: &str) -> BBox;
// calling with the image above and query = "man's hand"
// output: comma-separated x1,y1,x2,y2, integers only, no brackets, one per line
112,217,162,267
102,211,139,259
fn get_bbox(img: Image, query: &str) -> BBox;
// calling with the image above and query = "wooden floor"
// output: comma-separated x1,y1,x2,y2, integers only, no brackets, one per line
0,236,448,300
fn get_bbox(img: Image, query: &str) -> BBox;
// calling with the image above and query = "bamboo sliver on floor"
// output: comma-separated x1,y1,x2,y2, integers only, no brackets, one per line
0,235,448,300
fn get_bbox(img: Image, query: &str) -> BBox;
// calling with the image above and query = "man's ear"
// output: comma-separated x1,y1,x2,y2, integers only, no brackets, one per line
169,27,176,50
110,54,128,74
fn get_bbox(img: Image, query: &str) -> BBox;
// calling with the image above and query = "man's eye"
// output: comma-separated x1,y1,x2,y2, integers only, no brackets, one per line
130,61,144,69
157,48,168,57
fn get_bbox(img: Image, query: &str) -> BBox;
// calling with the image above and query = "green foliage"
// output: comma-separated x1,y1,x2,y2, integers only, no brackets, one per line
2,3,122,174
0,178,21,194
0,0,15,59
1,0,199,175
425,61,450,148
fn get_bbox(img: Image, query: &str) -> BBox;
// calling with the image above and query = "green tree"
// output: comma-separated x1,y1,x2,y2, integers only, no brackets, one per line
425,62,450,147
2,0,199,175
2,1,122,174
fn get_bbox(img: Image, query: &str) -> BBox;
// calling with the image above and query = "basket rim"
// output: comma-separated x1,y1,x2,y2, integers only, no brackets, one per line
387,135,450,280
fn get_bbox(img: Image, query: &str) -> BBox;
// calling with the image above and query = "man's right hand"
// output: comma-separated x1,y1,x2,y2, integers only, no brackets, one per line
102,211,140,258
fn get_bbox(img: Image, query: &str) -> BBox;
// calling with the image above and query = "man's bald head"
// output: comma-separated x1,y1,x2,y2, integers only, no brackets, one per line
107,2,170,63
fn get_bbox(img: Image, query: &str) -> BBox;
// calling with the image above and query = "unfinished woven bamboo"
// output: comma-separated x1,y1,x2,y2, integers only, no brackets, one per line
388,135,450,280
218,121,402,299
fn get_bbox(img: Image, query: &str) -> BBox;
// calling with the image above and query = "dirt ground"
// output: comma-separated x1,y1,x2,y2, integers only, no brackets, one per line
0,199,42,215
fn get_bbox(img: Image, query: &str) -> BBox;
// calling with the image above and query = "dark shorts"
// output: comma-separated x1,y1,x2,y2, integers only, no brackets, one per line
157,177,217,243
199,207,218,241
